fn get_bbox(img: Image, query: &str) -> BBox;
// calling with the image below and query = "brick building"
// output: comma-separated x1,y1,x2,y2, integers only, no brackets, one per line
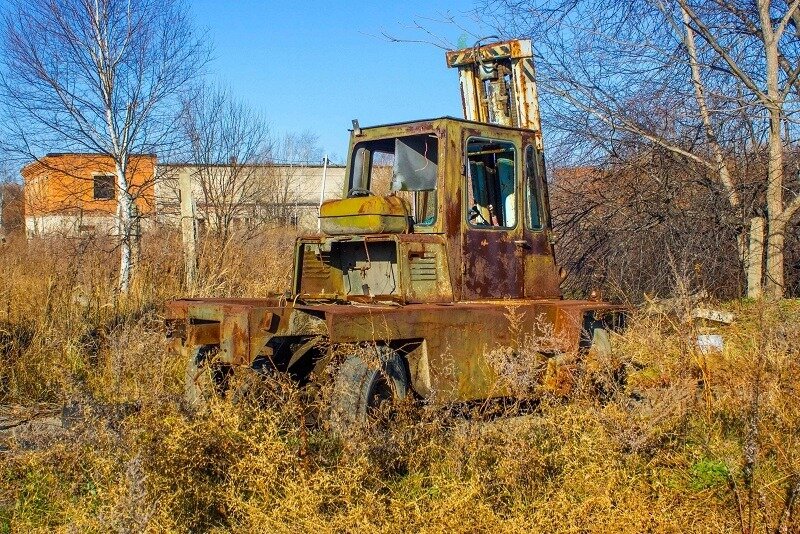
21,153,156,237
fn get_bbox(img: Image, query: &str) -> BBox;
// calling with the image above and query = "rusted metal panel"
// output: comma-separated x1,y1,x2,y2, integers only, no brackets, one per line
401,239,452,303
524,253,561,299
188,322,219,347
462,229,524,299
512,55,544,148
220,311,249,365
249,308,279,362
314,299,622,401
166,299,285,366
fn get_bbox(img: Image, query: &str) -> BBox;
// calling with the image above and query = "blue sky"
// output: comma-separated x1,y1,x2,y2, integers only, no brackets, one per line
190,1,487,162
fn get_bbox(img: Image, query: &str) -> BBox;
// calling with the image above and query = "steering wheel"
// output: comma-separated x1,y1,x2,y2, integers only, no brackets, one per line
348,188,374,197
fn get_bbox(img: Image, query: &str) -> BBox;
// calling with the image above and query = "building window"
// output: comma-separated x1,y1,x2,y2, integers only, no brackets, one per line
93,174,115,200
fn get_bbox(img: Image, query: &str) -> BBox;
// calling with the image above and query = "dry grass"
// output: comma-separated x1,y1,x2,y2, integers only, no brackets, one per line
0,230,799,533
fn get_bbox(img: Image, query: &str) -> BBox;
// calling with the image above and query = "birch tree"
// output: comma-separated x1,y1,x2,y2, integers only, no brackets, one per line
0,0,208,292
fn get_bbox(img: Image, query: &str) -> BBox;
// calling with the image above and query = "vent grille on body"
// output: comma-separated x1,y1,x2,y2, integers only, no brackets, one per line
409,255,437,281
303,248,331,279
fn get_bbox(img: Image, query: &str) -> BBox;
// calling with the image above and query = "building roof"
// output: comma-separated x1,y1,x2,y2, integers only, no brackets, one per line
21,153,157,176
158,162,345,168
43,152,157,158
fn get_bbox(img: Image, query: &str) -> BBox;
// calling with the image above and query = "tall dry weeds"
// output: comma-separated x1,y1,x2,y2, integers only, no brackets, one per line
0,230,798,533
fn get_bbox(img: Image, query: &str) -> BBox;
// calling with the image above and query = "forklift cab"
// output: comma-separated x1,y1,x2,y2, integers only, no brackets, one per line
312,39,562,303
316,117,561,302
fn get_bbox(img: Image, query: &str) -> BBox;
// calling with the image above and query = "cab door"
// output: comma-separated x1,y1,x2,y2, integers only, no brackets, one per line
520,141,561,298
461,136,524,300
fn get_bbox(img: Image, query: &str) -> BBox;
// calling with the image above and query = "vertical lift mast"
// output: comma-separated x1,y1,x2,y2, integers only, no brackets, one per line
445,39,544,150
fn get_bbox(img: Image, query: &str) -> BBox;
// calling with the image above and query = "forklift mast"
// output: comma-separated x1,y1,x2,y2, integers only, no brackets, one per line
445,39,544,150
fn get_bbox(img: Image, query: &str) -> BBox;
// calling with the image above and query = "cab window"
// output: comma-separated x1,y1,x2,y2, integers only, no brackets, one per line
466,138,516,228
525,145,543,229
349,134,438,226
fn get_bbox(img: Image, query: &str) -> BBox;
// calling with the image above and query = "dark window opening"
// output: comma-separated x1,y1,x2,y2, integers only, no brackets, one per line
349,134,438,227
93,174,115,200
466,138,516,228
525,145,543,229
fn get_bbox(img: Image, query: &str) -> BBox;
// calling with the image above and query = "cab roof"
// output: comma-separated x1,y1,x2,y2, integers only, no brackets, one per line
355,116,537,135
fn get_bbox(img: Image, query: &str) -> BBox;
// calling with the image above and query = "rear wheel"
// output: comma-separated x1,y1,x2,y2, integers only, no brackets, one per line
329,345,410,433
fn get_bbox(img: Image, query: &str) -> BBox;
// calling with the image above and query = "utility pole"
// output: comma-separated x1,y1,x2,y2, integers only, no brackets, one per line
179,171,198,290
317,154,329,232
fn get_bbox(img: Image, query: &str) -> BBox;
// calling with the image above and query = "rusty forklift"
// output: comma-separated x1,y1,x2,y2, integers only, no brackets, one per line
166,39,625,425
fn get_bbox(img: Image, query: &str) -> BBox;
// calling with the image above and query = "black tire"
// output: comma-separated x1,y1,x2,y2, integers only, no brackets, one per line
184,345,231,409
329,345,409,432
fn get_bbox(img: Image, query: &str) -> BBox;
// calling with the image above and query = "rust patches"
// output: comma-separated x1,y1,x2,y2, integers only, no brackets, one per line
220,312,248,365
165,106,627,406
462,228,524,299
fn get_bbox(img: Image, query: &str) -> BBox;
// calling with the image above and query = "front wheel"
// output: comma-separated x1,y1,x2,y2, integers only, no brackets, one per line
329,345,409,433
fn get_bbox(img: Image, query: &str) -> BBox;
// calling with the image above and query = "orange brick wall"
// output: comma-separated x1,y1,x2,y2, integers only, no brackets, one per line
22,154,156,217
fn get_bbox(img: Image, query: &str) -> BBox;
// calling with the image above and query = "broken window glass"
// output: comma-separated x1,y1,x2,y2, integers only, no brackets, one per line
465,138,516,228
348,134,438,226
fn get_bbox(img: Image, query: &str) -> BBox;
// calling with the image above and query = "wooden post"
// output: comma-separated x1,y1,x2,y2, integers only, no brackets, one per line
747,216,764,299
0,184,5,241
179,171,198,290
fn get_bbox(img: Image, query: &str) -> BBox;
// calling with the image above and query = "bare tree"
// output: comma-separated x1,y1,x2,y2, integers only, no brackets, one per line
551,144,747,301
180,84,272,251
478,0,800,298
0,0,208,292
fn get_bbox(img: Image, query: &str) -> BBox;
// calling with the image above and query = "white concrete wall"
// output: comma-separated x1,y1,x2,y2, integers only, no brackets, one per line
154,163,346,230
25,214,117,237
25,163,346,236
25,213,155,238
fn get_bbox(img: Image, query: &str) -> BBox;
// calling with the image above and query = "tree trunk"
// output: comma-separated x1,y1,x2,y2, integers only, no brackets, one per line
747,217,764,299
116,162,134,293
683,6,755,297
764,104,786,299
117,203,133,294
759,0,787,299
765,216,786,298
